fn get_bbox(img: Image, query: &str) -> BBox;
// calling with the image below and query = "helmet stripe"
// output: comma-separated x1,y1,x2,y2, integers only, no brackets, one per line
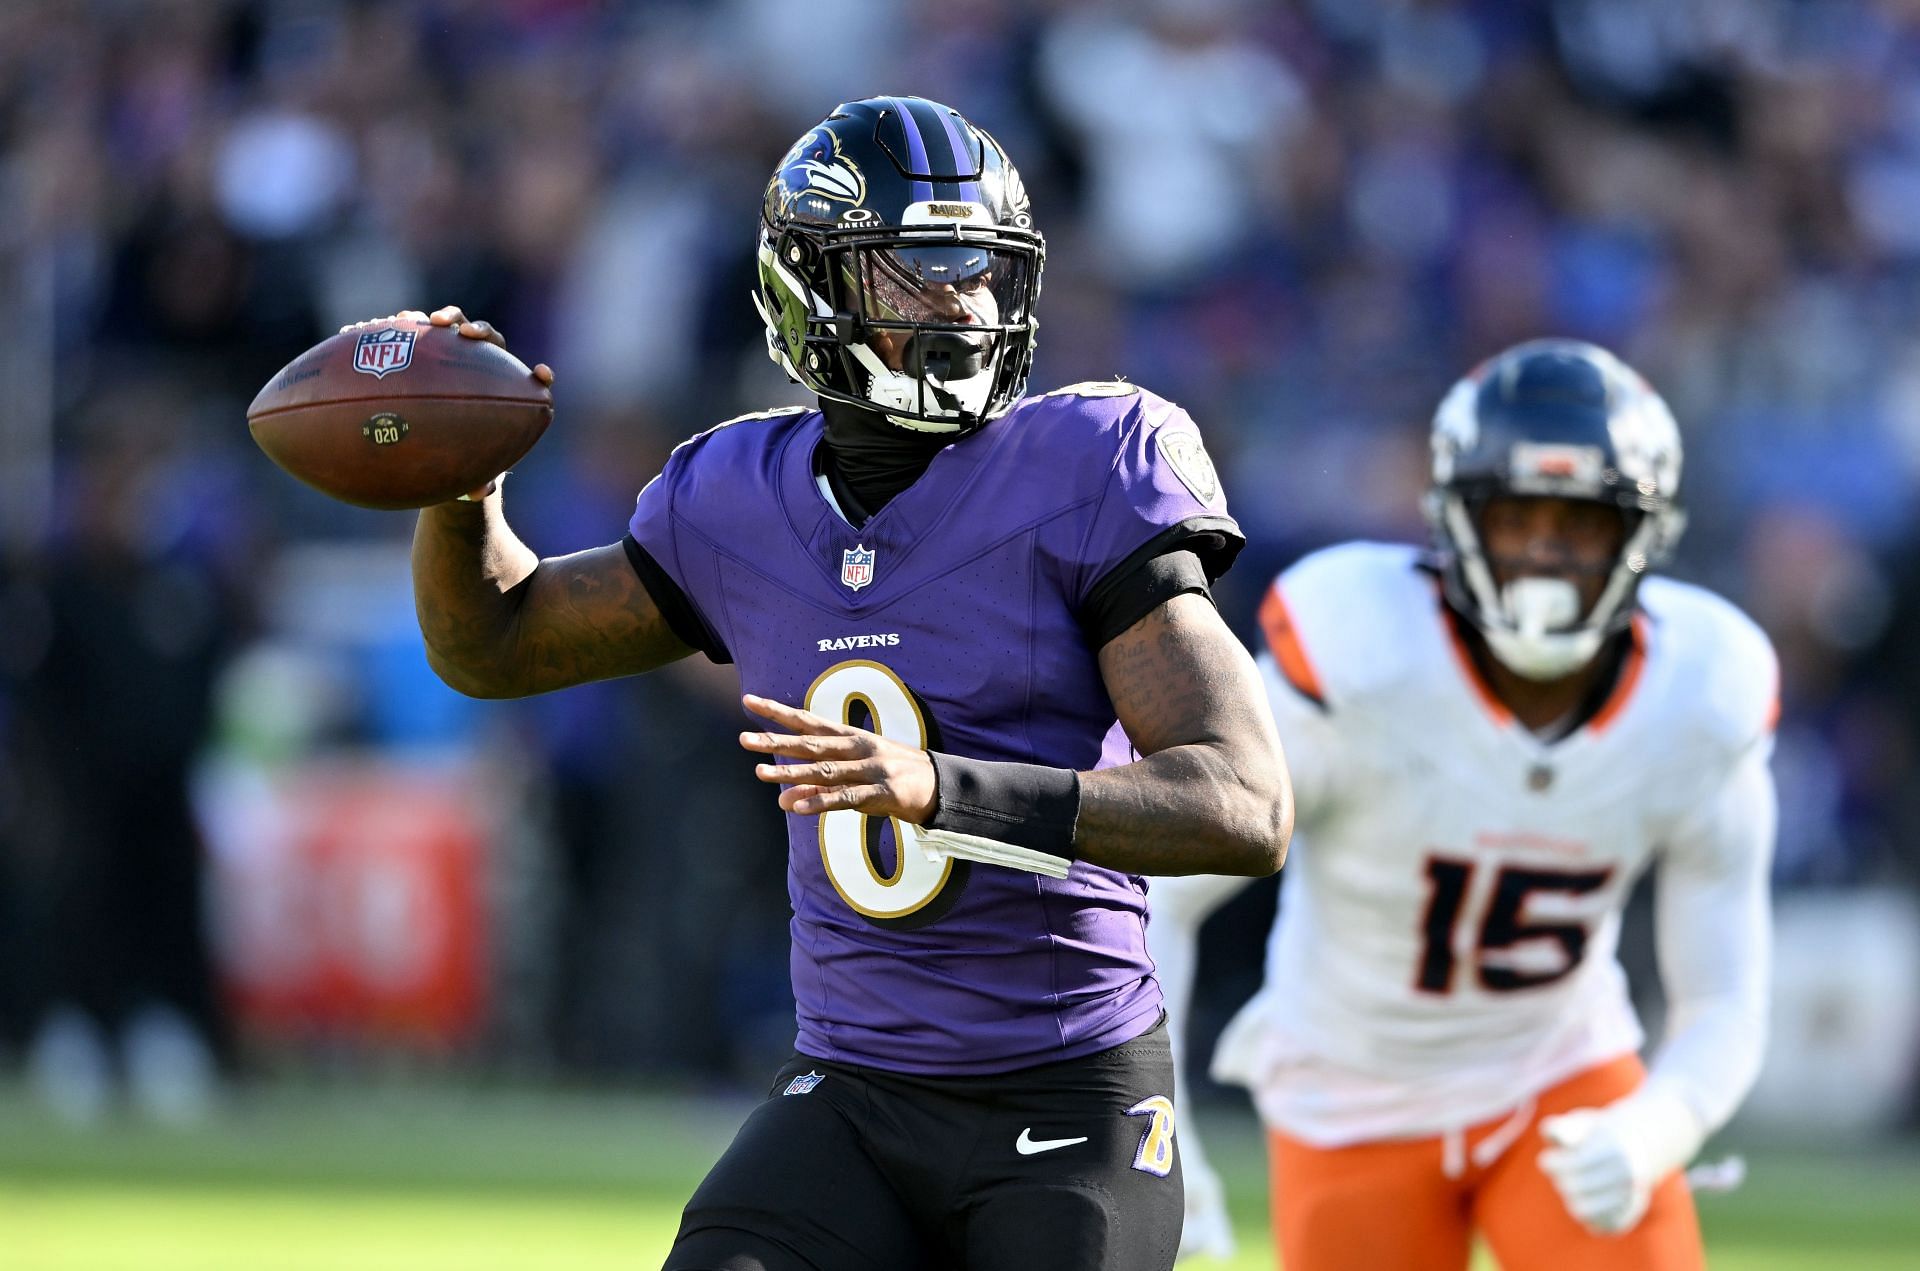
933,106,982,203
885,96,935,202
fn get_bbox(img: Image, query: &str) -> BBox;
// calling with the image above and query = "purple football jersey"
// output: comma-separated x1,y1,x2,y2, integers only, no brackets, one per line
628,385,1240,1074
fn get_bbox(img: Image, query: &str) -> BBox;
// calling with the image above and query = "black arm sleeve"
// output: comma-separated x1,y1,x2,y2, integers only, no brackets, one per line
1078,517,1243,649
622,534,732,664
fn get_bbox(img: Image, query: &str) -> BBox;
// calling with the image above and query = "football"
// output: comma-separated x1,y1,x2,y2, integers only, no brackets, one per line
247,316,553,509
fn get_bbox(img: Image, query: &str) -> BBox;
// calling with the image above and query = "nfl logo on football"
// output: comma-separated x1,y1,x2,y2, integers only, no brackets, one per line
841,544,876,591
353,328,416,379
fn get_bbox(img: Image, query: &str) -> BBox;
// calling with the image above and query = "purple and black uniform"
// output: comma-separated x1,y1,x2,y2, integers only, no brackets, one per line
627,385,1240,1077
640,383,1239,1271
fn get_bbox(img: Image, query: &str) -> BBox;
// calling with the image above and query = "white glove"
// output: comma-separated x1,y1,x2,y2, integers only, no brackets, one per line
1538,1085,1704,1235
1176,1155,1236,1262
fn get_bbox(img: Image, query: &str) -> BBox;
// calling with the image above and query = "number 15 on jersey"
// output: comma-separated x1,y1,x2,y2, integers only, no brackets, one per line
1416,855,1615,995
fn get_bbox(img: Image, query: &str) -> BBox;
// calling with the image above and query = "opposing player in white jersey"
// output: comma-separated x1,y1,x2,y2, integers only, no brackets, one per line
1152,339,1776,1270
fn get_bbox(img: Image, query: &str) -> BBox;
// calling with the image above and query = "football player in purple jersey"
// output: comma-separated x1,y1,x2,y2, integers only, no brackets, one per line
407,96,1290,1271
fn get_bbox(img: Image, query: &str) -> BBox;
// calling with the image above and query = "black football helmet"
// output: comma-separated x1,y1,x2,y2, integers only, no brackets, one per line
1425,339,1687,679
754,96,1044,433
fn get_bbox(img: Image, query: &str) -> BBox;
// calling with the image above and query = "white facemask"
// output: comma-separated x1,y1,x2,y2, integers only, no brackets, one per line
1482,576,1604,680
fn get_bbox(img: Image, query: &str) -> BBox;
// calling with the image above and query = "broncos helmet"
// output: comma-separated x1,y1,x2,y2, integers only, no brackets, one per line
1426,338,1687,680
754,96,1044,433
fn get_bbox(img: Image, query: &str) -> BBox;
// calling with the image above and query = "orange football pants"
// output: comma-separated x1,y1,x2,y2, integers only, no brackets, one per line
1267,1054,1703,1271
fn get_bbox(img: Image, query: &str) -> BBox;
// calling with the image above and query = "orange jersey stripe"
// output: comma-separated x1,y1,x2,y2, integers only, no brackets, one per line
1763,655,1783,732
1441,603,1516,726
1259,583,1327,707
1587,613,1650,734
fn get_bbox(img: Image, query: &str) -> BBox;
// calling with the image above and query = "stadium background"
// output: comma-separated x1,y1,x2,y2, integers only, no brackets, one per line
1,0,1918,1266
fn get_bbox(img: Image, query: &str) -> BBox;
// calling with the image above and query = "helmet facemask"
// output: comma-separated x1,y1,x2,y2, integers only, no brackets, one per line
758,220,1041,433
1436,490,1664,680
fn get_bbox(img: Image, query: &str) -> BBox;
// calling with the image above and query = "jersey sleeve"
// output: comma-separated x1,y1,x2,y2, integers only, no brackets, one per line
1255,656,1337,825
1638,589,1780,1130
1063,392,1244,610
1652,578,1781,766
1251,570,1348,821
626,446,731,663
1649,736,1776,1136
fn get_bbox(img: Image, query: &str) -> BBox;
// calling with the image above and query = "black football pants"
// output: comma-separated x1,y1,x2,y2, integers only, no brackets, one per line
662,1019,1183,1271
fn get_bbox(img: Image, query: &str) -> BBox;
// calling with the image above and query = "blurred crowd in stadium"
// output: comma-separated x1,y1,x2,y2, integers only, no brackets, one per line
1,0,1917,1122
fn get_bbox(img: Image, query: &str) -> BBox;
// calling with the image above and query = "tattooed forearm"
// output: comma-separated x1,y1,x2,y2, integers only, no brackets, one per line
1077,594,1291,876
514,545,691,692
412,495,691,698
411,498,535,695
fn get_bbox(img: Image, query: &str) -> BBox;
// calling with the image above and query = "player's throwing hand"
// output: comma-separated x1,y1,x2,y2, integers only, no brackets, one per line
429,305,556,386
741,694,938,821
426,305,553,500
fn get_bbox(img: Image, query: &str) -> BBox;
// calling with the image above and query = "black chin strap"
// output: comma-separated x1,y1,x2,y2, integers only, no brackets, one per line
818,399,953,526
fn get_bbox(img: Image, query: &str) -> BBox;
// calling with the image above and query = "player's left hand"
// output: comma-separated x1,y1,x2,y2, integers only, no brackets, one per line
1539,1107,1647,1234
1538,1087,1703,1236
741,694,938,821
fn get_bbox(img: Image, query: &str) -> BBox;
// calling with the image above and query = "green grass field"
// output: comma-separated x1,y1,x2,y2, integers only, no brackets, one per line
1,1083,1916,1269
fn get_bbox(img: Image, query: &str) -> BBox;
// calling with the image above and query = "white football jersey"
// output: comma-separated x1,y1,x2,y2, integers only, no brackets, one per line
1207,541,1777,1146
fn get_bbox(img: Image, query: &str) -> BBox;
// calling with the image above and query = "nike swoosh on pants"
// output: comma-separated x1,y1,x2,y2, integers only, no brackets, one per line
1016,1128,1090,1155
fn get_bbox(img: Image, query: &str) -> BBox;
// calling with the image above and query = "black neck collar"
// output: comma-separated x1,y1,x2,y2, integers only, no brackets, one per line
816,399,953,526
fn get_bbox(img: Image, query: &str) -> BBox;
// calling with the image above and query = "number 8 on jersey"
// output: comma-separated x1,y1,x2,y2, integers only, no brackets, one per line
807,660,958,922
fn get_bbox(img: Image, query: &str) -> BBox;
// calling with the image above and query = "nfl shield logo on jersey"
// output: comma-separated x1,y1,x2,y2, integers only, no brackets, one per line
782,1071,826,1096
353,328,416,379
841,544,876,591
